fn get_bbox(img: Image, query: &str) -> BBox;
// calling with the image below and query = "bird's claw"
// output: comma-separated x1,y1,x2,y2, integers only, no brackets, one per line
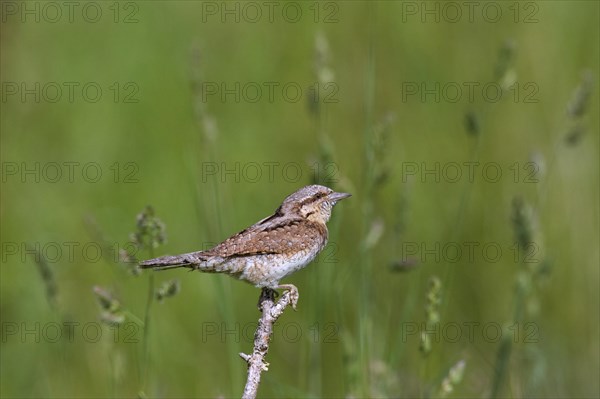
277,284,299,311
257,285,299,311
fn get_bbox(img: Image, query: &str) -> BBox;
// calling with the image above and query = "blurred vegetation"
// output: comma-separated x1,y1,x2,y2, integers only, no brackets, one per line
1,2,598,398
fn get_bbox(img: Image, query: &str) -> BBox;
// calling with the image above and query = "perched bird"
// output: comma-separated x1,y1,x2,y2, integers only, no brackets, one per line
139,185,350,308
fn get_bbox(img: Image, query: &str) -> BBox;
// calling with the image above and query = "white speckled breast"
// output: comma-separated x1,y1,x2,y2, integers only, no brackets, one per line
240,240,325,288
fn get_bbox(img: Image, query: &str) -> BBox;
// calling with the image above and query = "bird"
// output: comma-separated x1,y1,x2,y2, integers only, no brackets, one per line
139,185,351,309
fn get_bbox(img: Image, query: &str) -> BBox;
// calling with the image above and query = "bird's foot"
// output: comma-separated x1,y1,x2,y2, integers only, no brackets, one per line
257,285,299,311
257,287,278,310
276,284,299,311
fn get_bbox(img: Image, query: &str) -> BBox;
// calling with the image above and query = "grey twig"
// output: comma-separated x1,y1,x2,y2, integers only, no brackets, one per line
240,288,296,399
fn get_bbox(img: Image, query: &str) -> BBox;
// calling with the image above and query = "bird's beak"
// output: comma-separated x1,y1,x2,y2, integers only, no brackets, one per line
328,191,352,203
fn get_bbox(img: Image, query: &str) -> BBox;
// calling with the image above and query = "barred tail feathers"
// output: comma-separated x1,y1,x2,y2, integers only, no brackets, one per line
139,251,206,271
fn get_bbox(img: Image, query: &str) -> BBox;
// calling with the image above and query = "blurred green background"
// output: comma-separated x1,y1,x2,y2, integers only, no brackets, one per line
1,1,598,398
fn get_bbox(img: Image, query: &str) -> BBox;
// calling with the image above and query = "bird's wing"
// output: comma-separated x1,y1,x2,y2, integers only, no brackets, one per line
204,218,327,258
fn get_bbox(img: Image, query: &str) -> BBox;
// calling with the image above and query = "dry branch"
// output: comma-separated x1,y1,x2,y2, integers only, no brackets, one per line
240,288,296,399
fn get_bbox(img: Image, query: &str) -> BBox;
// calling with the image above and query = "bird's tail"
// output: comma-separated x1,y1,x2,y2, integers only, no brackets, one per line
139,251,205,271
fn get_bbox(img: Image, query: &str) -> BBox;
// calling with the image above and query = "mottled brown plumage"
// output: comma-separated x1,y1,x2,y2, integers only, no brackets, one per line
139,185,350,306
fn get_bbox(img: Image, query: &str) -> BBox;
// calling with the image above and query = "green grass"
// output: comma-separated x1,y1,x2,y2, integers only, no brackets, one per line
1,2,599,398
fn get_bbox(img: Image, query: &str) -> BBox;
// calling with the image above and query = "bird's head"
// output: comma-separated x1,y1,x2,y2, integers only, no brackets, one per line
281,185,351,224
